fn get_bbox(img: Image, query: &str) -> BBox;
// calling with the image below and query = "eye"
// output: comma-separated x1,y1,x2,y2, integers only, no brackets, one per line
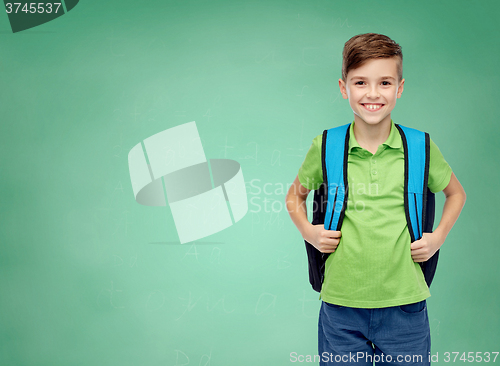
381,81,391,86
354,81,365,85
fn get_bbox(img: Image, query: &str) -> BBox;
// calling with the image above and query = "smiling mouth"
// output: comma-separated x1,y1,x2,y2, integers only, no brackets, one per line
361,103,384,111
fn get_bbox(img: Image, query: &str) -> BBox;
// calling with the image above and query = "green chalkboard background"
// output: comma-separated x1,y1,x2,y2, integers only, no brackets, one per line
1,0,498,365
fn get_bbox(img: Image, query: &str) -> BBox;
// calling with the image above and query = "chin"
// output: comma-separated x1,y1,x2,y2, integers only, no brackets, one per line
356,115,391,126
358,119,384,126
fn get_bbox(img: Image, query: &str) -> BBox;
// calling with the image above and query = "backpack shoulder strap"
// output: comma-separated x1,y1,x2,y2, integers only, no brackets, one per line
323,123,350,231
396,124,440,287
394,124,430,242
304,126,347,293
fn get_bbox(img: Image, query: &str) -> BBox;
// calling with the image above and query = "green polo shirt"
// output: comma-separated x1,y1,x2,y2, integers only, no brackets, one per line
298,120,452,308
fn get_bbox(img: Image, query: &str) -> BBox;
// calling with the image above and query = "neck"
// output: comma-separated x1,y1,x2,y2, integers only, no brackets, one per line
352,117,392,154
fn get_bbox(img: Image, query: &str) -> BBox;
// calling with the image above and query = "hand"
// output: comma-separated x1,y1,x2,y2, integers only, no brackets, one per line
304,224,342,253
410,232,444,262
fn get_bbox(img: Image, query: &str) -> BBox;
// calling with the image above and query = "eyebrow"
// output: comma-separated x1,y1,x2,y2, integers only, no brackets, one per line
351,76,396,80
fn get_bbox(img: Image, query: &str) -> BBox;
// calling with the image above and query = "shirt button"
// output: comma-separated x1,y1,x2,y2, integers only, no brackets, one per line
372,160,377,164
372,170,377,175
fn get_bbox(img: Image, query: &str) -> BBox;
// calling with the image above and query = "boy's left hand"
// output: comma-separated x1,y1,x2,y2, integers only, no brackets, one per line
410,232,444,262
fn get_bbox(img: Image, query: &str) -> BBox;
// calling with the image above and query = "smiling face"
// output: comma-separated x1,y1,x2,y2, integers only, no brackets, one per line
339,57,404,128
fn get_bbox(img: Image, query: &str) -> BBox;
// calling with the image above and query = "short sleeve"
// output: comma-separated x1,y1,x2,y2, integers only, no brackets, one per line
298,134,323,190
428,138,452,193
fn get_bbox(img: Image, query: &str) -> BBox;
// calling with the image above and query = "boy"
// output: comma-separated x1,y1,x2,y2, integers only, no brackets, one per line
285,33,466,365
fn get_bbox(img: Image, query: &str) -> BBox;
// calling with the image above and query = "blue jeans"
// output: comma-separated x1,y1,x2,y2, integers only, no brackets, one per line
318,300,430,365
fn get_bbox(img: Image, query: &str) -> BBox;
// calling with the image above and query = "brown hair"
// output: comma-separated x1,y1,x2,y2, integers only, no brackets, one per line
341,33,403,82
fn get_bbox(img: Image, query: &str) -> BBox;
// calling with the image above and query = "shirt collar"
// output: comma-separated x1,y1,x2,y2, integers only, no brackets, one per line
348,120,402,153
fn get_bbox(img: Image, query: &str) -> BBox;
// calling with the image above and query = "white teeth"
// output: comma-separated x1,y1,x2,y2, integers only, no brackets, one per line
364,104,382,110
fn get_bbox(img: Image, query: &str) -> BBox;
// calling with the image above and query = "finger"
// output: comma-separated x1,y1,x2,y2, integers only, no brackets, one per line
413,255,428,262
319,243,338,251
318,240,339,250
410,240,425,250
320,237,340,246
411,252,426,261
320,247,337,254
411,247,424,254
411,252,422,261
411,246,430,256
325,230,342,238
412,251,429,261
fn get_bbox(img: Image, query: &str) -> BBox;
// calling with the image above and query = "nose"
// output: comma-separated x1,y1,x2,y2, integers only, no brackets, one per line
366,85,380,98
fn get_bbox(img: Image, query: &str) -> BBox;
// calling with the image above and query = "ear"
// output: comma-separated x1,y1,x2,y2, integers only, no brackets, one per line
338,78,348,99
397,78,405,98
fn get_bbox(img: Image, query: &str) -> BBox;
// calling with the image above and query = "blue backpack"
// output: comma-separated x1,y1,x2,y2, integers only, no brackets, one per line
304,123,438,293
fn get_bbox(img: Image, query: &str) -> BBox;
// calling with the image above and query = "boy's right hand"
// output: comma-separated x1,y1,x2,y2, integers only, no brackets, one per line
303,224,342,253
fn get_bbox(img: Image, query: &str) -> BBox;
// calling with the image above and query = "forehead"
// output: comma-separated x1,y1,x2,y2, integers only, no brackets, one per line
347,58,399,79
